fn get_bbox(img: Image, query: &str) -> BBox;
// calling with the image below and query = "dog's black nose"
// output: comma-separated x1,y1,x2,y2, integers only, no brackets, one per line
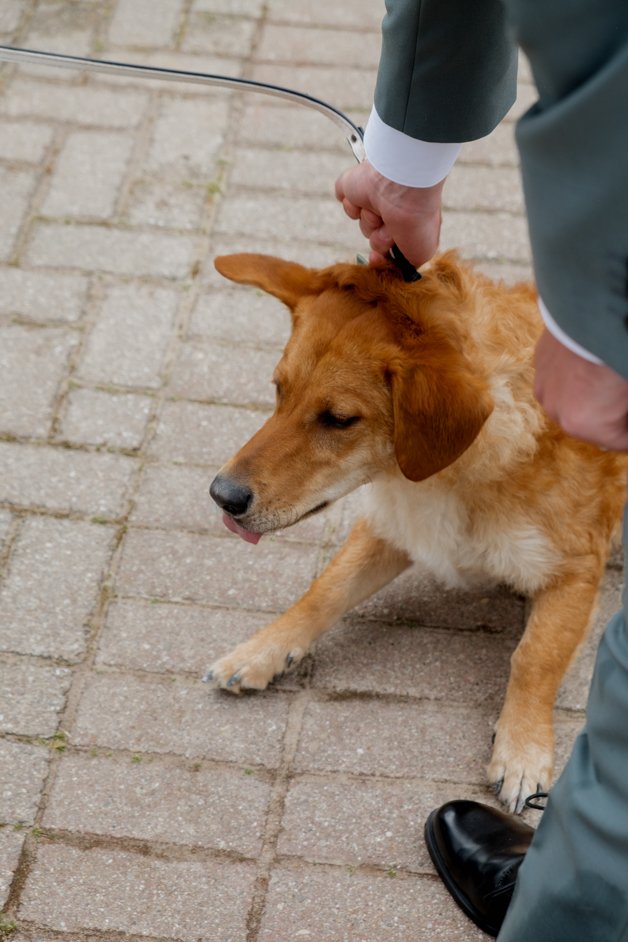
210,474,253,517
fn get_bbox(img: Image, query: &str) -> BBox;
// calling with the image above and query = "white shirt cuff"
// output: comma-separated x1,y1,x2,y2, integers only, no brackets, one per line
538,297,602,365
364,106,461,188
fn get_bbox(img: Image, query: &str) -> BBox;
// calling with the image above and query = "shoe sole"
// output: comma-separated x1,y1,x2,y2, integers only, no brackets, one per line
424,811,500,938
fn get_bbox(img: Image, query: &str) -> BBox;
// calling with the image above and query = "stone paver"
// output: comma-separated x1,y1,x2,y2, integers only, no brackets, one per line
0,662,72,737
72,673,291,766
0,442,136,517
19,843,256,941
44,752,272,855
0,740,50,825
0,517,115,661
0,4,614,941
0,325,78,438
59,387,153,450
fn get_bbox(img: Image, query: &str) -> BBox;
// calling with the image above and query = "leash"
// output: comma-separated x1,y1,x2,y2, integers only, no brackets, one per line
0,45,420,283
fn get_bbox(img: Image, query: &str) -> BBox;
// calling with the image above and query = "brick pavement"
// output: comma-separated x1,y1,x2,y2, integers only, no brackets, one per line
0,3,623,941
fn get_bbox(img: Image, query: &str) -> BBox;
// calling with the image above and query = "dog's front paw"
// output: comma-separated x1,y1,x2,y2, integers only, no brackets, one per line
203,636,306,694
487,723,554,814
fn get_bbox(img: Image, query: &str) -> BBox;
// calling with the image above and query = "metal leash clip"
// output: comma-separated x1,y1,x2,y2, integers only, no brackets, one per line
0,44,421,282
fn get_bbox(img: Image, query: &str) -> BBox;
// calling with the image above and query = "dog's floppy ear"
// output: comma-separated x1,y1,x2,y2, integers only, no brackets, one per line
214,254,319,310
390,344,493,482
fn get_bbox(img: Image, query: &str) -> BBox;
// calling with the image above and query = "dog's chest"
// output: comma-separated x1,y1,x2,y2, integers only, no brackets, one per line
362,477,558,593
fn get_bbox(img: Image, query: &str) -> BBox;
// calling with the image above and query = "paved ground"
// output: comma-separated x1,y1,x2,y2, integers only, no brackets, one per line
0,2,624,941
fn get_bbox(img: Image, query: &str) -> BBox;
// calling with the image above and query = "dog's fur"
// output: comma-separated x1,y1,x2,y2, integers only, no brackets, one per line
207,251,627,812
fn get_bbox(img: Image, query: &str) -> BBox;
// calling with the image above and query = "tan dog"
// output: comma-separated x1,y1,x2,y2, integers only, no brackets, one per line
206,251,627,812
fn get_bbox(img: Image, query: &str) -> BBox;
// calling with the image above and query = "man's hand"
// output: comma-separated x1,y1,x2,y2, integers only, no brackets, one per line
534,329,628,451
335,160,445,268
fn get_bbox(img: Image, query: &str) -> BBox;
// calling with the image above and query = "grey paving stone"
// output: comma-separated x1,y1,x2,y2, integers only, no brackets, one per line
1,79,148,128
266,0,384,28
295,699,493,782
0,661,72,736
148,400,267,465
72,672,290,766
352,562,525,631
441,210,531,264
460,123,519,167
41,130,133,219
116,527,320,611
0,827,24,909
0,325,79,438
0,517,115,661
96,599,265,674
77,281,179,388
108,0,183,47
188,286,290,348
183,13,257,58
0,166,36,262
147,97,230,181
168,340,278,407
44,752,272,855
0,0,23,32
0,267,88,323
256,23,381,68
25,223,197,278
250,62,375,113
228,146,349,196
474,260,532,284
59,388,153,450
130,462,219,532
0,511,12,549
215,192,357,246
259,866,490,941
312,620,516,702
444,164,524,214
193,0,263,14
126,177,211,230
19,843,256,941
0,120,53,162
0,441,136,517
238,100,351,153
279,776,495,872
21,7,95,58
0,740,50,825
506,82,538,121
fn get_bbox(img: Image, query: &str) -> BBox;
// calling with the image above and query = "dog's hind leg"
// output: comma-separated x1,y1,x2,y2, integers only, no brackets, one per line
205,518,411,693
487,557,605,813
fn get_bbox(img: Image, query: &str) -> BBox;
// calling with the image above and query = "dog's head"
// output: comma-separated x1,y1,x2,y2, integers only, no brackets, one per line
209,252,493,542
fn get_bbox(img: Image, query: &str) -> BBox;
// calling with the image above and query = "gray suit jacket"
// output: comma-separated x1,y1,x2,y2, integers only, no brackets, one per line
374,0,628,379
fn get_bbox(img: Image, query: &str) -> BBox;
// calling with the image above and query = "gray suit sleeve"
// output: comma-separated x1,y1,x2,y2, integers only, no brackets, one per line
507,0,628,378
374,0,518,143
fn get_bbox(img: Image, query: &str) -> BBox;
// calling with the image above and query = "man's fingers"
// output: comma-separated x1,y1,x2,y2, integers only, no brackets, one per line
368,224,394,255
341,197,361,221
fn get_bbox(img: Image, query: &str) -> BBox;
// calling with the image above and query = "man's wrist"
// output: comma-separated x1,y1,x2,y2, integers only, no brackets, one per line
364,106,461,188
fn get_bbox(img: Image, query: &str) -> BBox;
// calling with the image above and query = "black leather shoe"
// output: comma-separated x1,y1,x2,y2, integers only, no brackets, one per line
424,800,535,937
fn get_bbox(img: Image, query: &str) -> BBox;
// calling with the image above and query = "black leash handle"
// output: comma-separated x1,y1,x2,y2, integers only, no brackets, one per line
389,244,422,282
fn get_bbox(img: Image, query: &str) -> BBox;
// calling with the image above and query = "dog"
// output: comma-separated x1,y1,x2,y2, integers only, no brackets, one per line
205,250,627,812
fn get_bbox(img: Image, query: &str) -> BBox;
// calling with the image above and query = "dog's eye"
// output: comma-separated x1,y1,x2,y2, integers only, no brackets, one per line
318,410,360,430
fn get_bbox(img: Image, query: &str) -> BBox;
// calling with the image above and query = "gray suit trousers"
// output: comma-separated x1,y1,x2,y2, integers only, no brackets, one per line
498,508,628,941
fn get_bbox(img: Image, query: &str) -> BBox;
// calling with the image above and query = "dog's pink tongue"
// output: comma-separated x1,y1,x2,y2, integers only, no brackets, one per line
222,513,262,545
